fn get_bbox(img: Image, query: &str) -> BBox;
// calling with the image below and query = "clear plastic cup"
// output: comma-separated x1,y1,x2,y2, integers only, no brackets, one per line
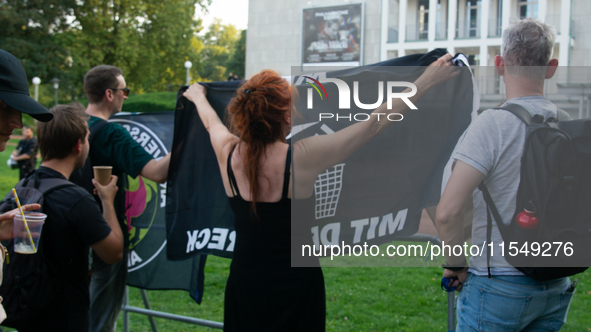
13,212,47,254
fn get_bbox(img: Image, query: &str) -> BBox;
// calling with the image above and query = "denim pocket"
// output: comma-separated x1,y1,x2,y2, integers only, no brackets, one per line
546,290,575,331
478,287,531,332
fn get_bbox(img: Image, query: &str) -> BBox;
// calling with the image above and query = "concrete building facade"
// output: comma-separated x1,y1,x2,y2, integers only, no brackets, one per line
247,0,590,73
246,0,590,115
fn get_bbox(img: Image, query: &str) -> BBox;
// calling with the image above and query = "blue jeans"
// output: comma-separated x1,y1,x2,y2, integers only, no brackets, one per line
456,273,575,332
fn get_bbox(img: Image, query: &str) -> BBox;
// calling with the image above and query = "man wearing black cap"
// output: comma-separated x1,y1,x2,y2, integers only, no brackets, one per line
0,48,54,323
0,48,53,231
0,51,54,122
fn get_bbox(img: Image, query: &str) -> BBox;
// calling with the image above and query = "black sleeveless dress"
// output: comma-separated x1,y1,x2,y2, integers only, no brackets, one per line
223,145,325,332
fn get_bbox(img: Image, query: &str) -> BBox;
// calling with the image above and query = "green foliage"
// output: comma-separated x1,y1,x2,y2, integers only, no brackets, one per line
0,0,76,80
62,0,209,93
226,29,246,79
0,0,80,101
2,0,246,108
1,0,214,101
198,19,244,82
120,92,177,113
49,92,177,114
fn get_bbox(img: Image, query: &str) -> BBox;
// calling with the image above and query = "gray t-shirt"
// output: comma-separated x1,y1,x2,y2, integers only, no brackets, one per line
454,96,559,276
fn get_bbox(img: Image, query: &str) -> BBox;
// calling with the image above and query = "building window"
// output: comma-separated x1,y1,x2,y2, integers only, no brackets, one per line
488,0,502,37
388,0,400,43
436,0,448,40
519,0,538,19
407,0,429,41
466,1,481,38
418,0,430,40
457,0,481,39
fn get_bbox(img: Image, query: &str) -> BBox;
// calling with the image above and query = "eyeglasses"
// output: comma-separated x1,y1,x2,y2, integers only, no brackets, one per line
109,87,130,97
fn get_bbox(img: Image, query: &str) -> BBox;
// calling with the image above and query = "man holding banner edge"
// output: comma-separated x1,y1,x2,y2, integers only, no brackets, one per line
77,65,171,332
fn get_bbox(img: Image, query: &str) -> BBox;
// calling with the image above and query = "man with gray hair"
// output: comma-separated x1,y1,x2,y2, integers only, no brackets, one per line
436,18,575,331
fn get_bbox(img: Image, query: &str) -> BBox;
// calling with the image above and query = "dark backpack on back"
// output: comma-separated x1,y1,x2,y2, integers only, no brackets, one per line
0,171,74,328
69,118,108,195
479,104,591,281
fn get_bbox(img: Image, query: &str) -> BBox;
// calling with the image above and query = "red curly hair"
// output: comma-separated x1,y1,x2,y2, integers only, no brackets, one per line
227,70,291,214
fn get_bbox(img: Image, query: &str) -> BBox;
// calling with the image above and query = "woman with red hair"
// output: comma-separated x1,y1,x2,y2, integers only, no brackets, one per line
183,54,457,331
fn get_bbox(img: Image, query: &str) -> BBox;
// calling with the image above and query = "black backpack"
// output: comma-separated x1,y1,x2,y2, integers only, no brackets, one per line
69,118,108,195
479,104,591,281
0,171,74,328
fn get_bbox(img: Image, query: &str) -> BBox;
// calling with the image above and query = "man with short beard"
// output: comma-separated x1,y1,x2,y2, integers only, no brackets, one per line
80,65,170,332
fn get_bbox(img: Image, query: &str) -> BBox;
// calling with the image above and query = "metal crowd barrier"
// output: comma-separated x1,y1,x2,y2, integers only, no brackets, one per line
121,234,455,332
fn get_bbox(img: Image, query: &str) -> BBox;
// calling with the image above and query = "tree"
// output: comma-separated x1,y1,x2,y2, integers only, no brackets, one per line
198,19,241,82
1,0,211,100
1,1,253,95
67,0,209,92
0,0,79,96
226,29,246,79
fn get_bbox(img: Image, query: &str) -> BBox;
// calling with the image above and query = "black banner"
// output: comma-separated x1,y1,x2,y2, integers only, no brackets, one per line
166,83,242,260
165,50,475,262
113,112,206,303
290,50,474,265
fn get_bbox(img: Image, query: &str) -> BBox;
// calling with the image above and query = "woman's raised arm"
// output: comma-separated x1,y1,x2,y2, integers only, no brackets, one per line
183,84,238,163
293,53,459,198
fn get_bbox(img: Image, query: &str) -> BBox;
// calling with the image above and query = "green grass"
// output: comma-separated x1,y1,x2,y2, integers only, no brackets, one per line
0,143,589,331
120,257,591,332
0,139,23,194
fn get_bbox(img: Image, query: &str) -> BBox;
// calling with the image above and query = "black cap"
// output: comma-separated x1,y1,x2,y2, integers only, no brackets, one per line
0,49,53,122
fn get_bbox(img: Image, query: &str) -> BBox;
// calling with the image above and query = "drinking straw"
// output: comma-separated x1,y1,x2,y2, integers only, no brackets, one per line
11,188,36,252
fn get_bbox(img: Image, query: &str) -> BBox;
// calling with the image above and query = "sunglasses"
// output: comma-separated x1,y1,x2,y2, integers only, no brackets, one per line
109,87,130,97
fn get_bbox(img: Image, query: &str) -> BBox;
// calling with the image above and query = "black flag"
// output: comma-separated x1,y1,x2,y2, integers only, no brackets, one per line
165,49,475,262
112,112,206,303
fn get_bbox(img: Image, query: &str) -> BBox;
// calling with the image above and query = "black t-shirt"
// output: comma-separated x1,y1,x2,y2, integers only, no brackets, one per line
16,137,37,171
28,166,112,331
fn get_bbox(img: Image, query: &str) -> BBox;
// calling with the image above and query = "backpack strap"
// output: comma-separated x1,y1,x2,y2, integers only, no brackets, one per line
499,103,565,128
27,170,75,195
498,104,534,126
12,171,76,283
477,182,508,278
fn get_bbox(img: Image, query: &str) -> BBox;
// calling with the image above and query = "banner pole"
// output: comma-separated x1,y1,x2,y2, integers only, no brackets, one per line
447,292,456,331
140,289,159,332
123,286,130,332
